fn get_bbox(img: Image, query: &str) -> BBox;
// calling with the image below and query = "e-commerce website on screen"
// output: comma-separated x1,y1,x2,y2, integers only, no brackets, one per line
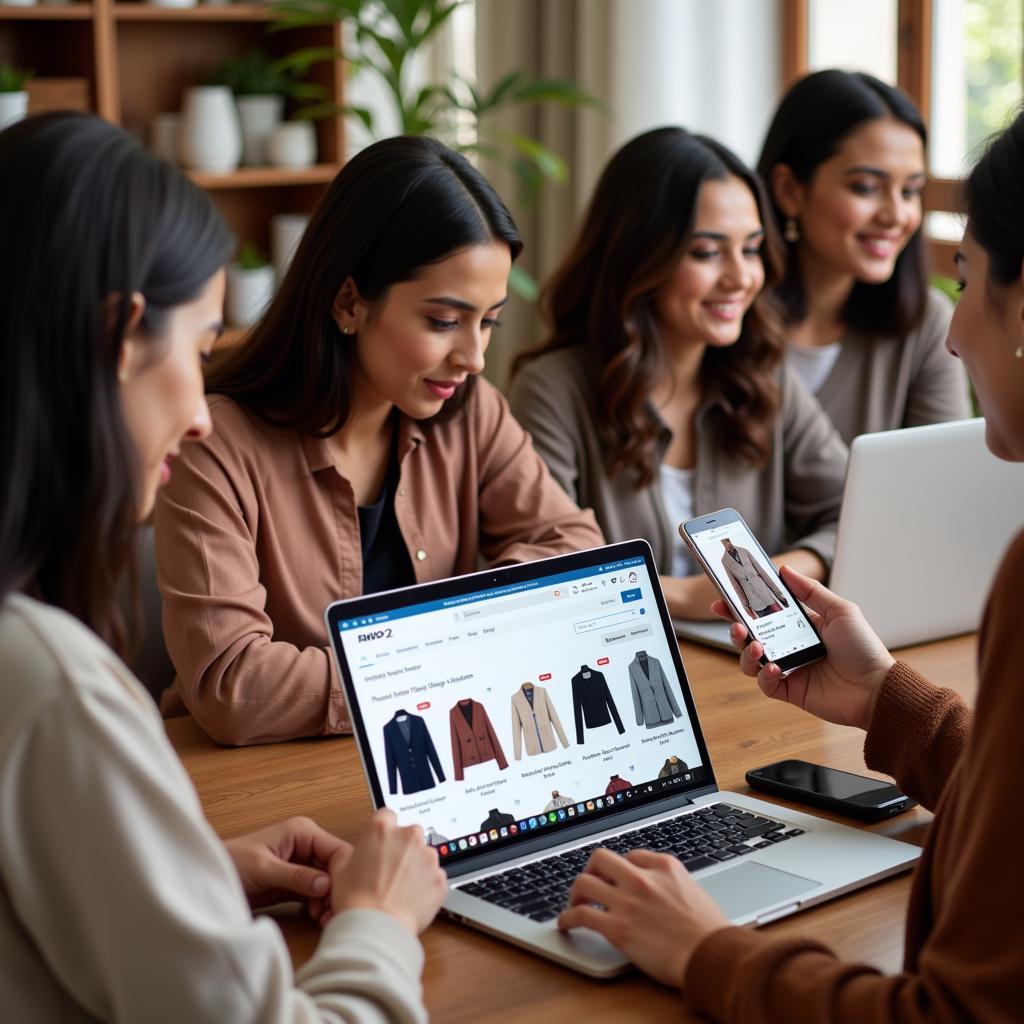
336,556,705,862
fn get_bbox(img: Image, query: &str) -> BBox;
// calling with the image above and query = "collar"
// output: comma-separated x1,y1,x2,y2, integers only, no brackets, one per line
300,414,426,475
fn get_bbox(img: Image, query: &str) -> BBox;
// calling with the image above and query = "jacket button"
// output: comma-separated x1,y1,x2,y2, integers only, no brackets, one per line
415,548,427,561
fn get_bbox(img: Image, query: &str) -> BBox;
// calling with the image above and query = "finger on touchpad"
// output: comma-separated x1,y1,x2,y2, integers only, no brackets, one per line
696,861,821,921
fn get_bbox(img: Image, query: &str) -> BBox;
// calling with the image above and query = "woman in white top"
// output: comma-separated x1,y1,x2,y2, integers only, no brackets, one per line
756,70,970,444
0,112,446,1022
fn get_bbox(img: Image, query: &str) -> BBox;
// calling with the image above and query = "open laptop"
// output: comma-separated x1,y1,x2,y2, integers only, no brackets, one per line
675,417,1024,651
326,540,919,977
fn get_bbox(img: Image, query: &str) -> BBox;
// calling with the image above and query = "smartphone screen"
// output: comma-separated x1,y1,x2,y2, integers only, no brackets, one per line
752,760,899,801
681,508,825,670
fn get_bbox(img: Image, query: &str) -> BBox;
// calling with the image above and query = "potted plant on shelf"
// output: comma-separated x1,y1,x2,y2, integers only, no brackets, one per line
226,243,276,330
0,66,33,133
270,0,601,298
213,49,322,167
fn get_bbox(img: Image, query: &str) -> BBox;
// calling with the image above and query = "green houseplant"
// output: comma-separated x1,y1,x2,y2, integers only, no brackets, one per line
269,0,600,295
0,65,33,133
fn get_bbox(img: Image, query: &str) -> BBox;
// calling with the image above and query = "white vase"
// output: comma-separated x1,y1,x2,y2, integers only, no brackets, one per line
266,121,317,169
179,86,241,173
0,0,37,7
0,92,29,132
236,94,284,166
151,0,197,7
226,263,275,329
270,213,310,277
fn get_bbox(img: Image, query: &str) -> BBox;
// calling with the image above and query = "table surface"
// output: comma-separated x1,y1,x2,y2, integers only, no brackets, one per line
167,634,978,1023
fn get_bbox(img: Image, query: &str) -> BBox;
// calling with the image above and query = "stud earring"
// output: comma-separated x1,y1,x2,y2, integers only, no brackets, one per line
341,326,353,335
784,218,800,243
1016,345,1023,359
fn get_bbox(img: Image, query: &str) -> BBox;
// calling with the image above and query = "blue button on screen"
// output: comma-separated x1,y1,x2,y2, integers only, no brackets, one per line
620,588,641,603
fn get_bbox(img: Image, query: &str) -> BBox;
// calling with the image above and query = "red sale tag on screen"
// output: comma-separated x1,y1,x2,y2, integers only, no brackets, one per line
538,673,552,681
597,657,610,666
416,702,431,710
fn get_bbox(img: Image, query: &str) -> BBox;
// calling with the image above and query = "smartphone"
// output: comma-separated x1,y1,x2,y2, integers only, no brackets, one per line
680,507,826,674
746,759,917,822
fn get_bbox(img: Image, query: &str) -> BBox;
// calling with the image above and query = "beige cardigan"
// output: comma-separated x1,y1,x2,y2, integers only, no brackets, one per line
510,684,569,759
508,347,847,575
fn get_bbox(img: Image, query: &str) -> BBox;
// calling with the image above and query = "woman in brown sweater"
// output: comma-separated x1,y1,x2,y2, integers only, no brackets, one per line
558,112,1024,1020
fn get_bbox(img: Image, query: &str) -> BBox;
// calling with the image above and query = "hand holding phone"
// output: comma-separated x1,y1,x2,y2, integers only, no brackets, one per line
746,758,916,822
680,508,826,675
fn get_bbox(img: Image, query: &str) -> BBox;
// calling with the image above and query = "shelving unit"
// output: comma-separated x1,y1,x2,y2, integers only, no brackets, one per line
0,0,345,255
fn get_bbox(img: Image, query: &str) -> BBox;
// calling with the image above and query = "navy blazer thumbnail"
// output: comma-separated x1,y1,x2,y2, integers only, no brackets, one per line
383,710,446,795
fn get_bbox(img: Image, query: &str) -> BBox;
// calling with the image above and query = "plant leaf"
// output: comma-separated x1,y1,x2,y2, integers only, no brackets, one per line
508,263,539,302
493,130,568,183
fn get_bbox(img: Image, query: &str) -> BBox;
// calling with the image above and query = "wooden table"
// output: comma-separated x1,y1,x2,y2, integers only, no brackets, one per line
167,635,978,1023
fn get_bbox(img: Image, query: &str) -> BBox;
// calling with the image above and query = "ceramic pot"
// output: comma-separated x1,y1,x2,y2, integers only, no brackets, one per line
0,92,29,132
226,262,275,329
270,213,309,277
151,0,197,8
236,94,284,166
179,86,241,173
266,120,317,169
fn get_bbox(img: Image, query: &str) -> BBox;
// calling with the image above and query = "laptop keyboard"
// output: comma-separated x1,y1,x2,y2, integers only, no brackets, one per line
456,803,805,923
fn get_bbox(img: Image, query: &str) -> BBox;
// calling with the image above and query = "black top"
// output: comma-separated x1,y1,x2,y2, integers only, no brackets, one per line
357,423,415,595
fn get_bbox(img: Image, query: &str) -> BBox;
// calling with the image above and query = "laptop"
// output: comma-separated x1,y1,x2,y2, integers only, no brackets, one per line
675,417,1024,651
326,540,919,977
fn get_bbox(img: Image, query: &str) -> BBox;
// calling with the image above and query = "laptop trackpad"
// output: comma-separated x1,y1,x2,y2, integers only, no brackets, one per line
696,861,820,921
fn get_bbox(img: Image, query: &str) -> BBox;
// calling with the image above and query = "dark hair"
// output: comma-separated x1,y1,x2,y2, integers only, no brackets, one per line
0,112,232,655
965,109,1024,292
515,126,785,487
757,69,928,336
206,135,522,433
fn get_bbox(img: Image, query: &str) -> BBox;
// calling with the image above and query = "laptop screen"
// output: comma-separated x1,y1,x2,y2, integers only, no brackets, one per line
327,542,713,868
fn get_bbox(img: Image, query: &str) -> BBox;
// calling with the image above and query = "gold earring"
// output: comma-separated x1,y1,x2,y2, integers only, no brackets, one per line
784,218,800,243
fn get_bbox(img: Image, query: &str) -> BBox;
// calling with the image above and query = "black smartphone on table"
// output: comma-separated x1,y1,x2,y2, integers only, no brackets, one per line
746,759,917,822
680,507,826,674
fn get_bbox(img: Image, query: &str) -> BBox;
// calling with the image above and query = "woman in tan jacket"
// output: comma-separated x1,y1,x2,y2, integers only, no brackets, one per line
558,110,1024,1022
509,128,847,621
154,137,602,746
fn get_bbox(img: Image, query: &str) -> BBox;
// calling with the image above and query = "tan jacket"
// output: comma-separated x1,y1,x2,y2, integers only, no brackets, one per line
720,546,787,615
798,288,971,446
510,684,569,759
685,528,1024,1022
154,379,603,746
508,346,847,573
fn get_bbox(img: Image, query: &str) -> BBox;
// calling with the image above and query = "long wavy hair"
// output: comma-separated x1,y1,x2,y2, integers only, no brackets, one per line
515,126,785,488
0,113,232,655
757,69,929,337
205,135,522,434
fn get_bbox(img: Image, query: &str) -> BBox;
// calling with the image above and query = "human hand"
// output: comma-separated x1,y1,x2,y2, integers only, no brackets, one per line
558,848,728,987
661,573,719,621
330,808,448,936
712,564,894,731
224,816,349,923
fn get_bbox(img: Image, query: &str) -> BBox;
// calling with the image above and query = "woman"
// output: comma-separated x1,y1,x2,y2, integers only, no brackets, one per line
0,112,446,1021
558,111,1024,1021
757,69,971,444
508,128,847,621
154,137,602,746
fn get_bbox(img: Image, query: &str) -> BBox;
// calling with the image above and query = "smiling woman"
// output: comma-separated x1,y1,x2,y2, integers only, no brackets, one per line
153,136,603,747
508,127,848,622
757,69,971,444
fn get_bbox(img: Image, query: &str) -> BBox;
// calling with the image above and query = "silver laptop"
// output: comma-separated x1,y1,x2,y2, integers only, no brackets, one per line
326,540,919,977
675,417,1024,651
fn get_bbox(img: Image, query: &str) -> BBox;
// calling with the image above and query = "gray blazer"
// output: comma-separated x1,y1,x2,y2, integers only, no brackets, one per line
628,653,681,729
796,288,971,446
508,346,848,574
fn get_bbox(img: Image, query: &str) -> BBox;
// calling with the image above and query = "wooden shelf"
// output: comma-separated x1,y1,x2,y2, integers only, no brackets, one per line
187,163,340,189
113,3,276,21
0,5,94,20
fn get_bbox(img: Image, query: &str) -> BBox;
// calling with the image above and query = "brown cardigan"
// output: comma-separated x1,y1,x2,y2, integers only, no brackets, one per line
153,379,603,746
684,528,1024,1022
450,699,508,782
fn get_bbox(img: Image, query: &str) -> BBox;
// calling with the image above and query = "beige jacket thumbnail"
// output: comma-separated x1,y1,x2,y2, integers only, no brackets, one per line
510,683,570,758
